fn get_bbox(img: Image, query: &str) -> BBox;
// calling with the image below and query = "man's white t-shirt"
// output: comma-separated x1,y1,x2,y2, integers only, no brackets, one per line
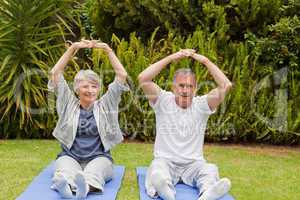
150,89,215,164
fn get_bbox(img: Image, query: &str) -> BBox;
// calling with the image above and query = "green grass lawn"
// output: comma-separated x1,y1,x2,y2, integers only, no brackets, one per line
0,140,299,200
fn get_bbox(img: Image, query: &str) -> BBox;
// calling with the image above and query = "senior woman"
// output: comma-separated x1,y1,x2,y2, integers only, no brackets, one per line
48,40,129,199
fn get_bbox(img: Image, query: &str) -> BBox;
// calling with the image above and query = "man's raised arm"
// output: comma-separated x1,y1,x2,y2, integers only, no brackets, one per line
191,53,232,111
138,49,194,104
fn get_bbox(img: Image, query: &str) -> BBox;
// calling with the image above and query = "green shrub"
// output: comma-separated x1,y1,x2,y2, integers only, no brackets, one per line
246,16,300,142
0,0,81,138
85,28,300,144
83,0,292,42
0,0,299,144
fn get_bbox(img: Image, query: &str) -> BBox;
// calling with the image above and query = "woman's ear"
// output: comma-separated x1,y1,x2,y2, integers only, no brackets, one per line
74,88,79,96
96,87,101,98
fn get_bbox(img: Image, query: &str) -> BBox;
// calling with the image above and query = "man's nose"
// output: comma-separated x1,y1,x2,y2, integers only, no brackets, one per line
87,86,93,92
182,85,188,91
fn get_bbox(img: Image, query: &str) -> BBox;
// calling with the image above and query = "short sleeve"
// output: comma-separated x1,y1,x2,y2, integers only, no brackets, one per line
194,95,216,115
149,89,169,111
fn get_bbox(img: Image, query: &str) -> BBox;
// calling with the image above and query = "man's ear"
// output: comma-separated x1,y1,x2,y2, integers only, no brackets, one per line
193,83,198,96
171,83,176,93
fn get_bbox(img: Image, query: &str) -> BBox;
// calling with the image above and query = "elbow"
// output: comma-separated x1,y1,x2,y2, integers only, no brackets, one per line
49,68,55,76
119,71,128,80
116,69,128,81
49,69,59,81
138,74,147,85
225,81,233,92
50,68,63,77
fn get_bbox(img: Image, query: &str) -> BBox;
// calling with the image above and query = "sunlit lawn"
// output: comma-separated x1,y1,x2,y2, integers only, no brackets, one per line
0,140,299,200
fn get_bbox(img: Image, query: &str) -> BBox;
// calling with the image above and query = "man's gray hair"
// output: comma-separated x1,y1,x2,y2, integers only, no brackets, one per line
73,69,100,93
173,68,196,83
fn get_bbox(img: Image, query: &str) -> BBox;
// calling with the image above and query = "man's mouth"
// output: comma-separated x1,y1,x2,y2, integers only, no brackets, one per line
180,94,190,97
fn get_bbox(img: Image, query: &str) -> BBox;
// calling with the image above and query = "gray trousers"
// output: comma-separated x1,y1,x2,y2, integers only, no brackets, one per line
52,155,113,192
145,158,220,200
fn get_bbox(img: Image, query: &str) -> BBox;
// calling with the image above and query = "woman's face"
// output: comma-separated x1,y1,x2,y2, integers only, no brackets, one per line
78,80,100,106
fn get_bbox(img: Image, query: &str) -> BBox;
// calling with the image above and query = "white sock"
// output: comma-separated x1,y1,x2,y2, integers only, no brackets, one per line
74,171,89,199
52,174,73,199
198,178,231,200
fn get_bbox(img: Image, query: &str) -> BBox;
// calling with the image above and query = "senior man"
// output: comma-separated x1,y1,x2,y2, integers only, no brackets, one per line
138,49,232,200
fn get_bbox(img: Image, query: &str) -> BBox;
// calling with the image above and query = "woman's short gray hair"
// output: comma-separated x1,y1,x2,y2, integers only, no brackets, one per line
73,69,100,93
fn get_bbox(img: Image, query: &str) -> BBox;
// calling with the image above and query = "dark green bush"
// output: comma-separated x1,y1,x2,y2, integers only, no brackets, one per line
247,16,300,141
84,0,231,42
83,0,295,42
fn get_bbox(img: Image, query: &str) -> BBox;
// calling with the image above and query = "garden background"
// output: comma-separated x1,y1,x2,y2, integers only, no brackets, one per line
0,0,300,200
1,0,299,144
0,0,299,144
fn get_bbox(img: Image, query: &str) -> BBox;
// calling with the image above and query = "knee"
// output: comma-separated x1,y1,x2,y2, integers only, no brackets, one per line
84,171,106,186
53,170,66,179
206,164,219,177
52,171,68,184
55,168,77,176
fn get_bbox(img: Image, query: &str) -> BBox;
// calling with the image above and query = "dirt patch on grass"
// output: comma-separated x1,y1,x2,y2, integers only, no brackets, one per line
205,143,300,157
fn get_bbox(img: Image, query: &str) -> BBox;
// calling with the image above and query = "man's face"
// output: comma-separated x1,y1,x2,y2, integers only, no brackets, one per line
172,74,197,109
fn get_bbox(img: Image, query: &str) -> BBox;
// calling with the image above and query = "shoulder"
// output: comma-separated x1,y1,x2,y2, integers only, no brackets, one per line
154,89,174,103
149,89,174,110
193,94,216,114
193,95,208,104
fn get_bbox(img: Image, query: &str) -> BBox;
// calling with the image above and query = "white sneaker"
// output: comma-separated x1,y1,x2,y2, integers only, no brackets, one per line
198,178,231,200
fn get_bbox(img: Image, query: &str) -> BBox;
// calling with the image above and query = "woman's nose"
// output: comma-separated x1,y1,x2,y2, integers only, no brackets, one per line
87,86,93,92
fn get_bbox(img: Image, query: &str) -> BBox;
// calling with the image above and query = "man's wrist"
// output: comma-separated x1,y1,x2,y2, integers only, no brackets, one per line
69,44,78,52
105,47,113,54
166,54,174,63
67,45,78,57
193,54,209,65
201,57,209,65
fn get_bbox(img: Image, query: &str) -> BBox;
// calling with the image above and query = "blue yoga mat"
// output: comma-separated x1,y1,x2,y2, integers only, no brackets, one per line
17,161,125,200
136,167,235,200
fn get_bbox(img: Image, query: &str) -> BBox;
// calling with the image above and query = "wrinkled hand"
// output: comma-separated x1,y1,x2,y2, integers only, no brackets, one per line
180,49,196,57
169,49,196,61
69,39,96,49
67,40,113,54
94,42,112,53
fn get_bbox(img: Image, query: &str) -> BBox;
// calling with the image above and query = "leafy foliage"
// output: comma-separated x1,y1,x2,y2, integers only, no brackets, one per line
0,0,299,144
0,0,81,138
